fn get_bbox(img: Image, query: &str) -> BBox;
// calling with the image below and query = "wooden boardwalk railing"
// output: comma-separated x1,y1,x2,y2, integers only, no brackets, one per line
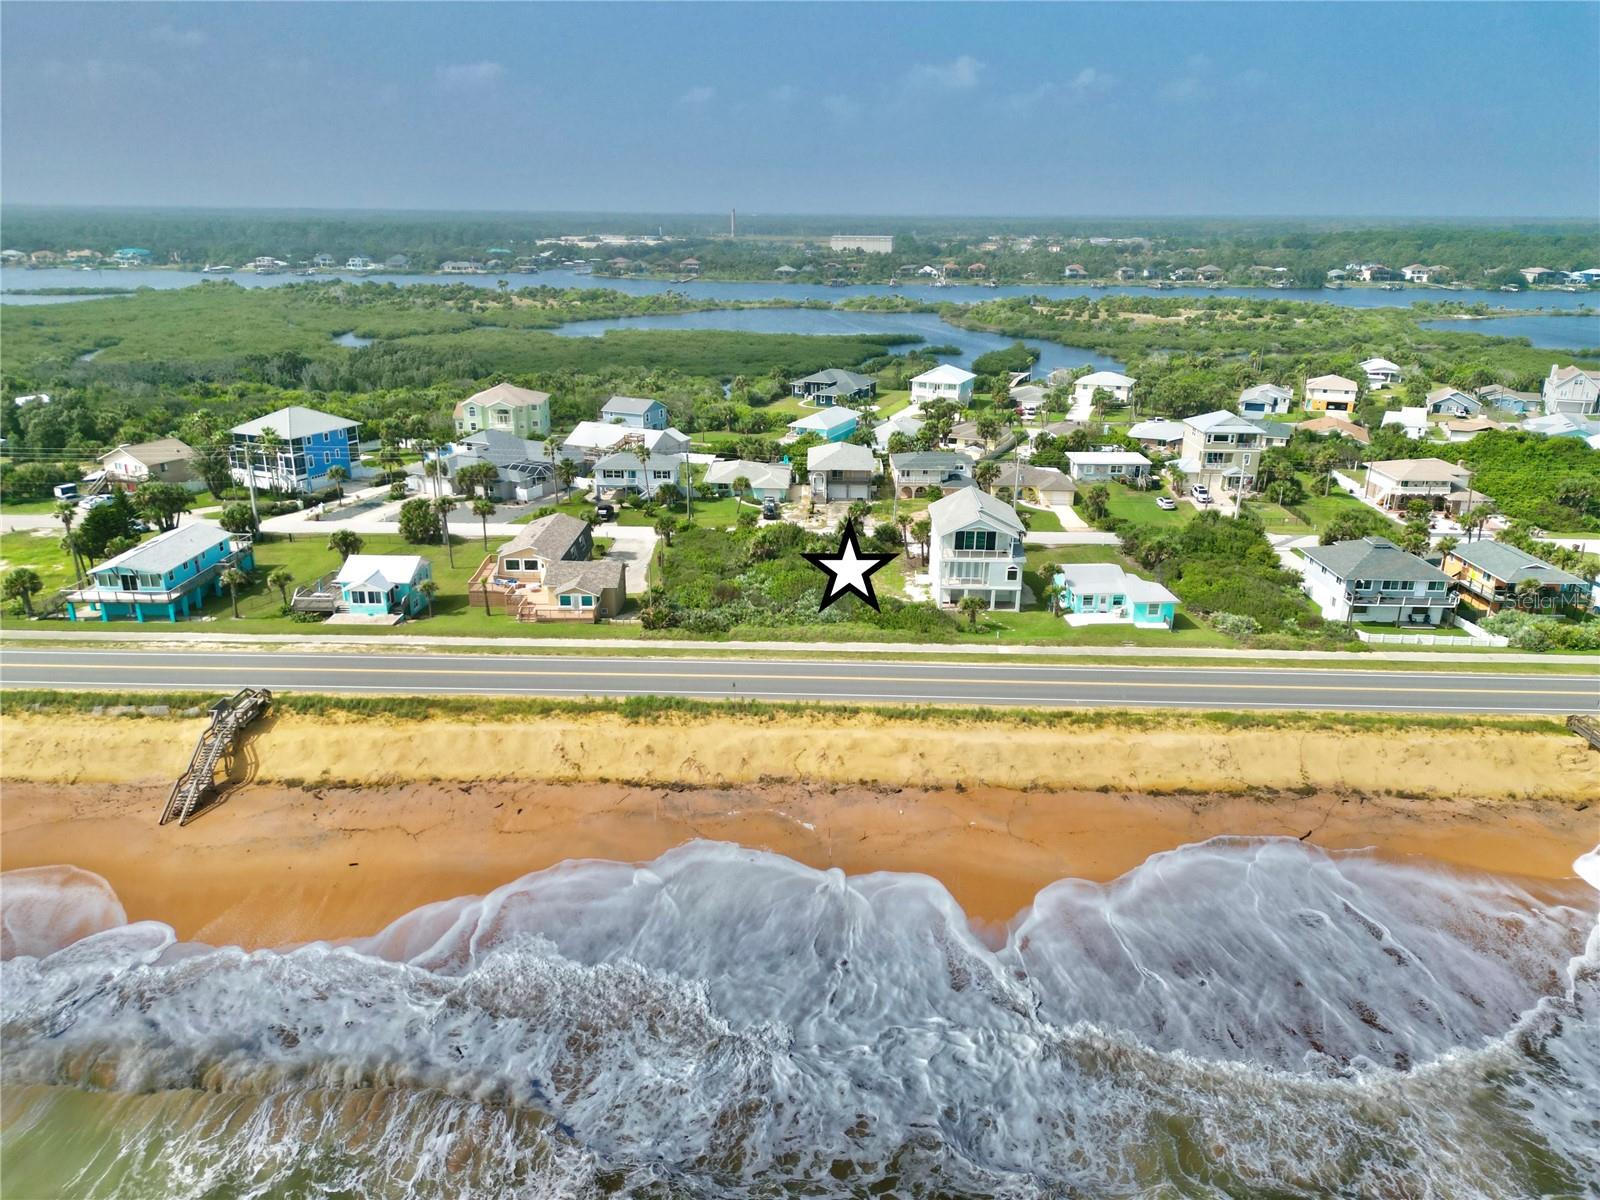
160,688,273,826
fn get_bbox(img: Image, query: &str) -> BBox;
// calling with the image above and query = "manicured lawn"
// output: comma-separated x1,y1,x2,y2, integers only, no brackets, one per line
1098,482,1191,529
514,495,750,530
1022,506,1064,533
0,497,77,515
0,528,90,597
1243,500,1314,535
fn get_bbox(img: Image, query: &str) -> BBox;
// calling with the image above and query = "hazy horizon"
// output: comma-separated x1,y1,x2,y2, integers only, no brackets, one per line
3,2,1596,220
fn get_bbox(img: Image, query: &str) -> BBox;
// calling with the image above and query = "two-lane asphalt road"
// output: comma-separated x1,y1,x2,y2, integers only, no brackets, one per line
1,647,1595,714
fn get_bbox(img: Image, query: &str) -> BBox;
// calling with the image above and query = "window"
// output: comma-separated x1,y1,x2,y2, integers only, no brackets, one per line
954,529,996,552
502,558,520,572
1005,566,1019,582
945,560,987,582
1112,594,1125,606
559,594,574,607
581,595,595,607
1427,581,1445,593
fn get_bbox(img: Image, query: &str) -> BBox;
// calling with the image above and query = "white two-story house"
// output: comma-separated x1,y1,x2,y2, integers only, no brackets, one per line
1542,365,1600,416
889,450,973,497
1072,370,1135,410
1300,536,1457,626
1305,374,1359,413
911,364,976,408
591,451,683,498
926,487,1026,611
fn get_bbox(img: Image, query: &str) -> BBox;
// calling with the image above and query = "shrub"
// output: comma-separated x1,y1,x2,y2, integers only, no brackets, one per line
1209,612,1261,638
1481,610,1600,651
397,497,441,544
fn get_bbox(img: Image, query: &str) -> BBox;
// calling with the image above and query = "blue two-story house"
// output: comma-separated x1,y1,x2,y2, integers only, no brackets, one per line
600,395,669,430
66,523,254,623
230,406,361,494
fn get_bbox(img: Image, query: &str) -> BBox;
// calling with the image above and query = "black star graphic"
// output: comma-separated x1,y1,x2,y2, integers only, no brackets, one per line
803,521,898,612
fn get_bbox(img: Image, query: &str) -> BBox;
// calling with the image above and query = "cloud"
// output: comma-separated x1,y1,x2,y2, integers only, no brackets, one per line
434,61,505,90
904,54,985,92
768,83,799,104
146,24,208,49
1160,75,1209,102
999,67,1115,112
678,85,716,107
1070,67,1115,93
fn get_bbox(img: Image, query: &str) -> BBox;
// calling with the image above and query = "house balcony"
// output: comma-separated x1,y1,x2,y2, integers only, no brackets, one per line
943,545,1024,560
68,549,252,607
1343,589,1456,607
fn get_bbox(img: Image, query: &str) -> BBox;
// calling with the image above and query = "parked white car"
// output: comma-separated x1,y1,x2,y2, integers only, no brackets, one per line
1190,486,1212,505
1156,495,1178,511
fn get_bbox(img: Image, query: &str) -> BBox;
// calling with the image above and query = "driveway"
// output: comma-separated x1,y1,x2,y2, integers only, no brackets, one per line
595,523,657,594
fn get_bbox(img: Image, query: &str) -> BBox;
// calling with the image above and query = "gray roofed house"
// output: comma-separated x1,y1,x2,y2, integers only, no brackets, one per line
701,458,793,500
544,557,626,596
1441,541,1589,613
90,523,235,577
791,368,877,406
496,512,592,563
600,395,669,430
421,429,558,502
872,411,924,451
1127,419,1185,448
1238,383,1293,416
480,513,625,620
889,450,973,495
807,441,876,502
1299,536,1457,626
1012,464,1076,504
1424,387,1483,417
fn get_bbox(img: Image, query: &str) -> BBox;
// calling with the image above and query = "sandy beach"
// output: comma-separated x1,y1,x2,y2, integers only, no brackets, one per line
3,709,1595,945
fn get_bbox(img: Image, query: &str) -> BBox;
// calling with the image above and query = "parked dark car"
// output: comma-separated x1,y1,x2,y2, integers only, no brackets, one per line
594,501,617,522
761,497,780,520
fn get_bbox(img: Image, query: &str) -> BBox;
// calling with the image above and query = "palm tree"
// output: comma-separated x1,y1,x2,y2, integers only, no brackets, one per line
472,498,496,547
1514,577,1544,611
256,428,283,494
732,474,752,510
55,500,85,584
220,567,250,618
2,567,43,617
435,497,456,567
958,594,988,629
1040,579,1064,617
327,529,365,560
268,567,295,607
415,578,439,618
975,460,1000,493
326,465,348,500
556,458,579,495
911,517,932,562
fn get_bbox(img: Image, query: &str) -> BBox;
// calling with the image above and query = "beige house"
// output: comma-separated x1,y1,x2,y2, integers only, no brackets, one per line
1305,374,1359,413
97,438,201,491
1362,458,1485,515
470,513,626,622
1171,411,1289,497
454,382,552,439
808,442,876,502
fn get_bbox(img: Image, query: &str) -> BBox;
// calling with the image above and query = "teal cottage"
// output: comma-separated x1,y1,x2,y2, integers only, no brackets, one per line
333,555,433,619
66,524,253,622
1053,563,1177,630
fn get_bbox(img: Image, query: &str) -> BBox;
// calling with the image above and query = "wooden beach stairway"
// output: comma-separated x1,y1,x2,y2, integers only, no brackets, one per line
160,688,273,826
1568,714,1600,751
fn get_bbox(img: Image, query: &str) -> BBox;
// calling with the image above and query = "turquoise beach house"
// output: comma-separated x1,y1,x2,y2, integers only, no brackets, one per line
66,523,253,622
1053,563,1177,630
333,555,433,619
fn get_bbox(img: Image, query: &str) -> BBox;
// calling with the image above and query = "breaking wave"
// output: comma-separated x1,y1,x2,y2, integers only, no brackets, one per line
3,839,1597,1197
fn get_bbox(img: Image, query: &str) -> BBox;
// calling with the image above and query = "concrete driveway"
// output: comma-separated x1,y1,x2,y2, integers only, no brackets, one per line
594,523,658,594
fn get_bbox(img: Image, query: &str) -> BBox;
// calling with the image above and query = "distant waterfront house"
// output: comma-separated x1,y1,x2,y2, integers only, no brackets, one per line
333,555,433,620
1062,263,1088,278
97,438,201,492
1053,563,1177,630
701,459,793,502
786,407,859,443
829,235,894,254
1441,541,1589,614
927,487,1026,611
417,430,560,503
1475,384,1541,415
790,368,877,407
1072,370,1135,409
807,442,876,502
1362,458,1484,514
345,256,373,271
592,451,683,498
1519,267,1559,284
1304,374,1359,413
454,382,552,439
1126,419,1186,452
311,253,336,269
1379,407,1430,440
872,410,924,451
1440,417,1503,443
112,247,152,264
1238,383,1293,416
1300,536,1457,626
911,364,976,408
1358,357,1402,388
1424,387,1483,418
561,422,689,461
601,395,669,429
889,450,973,497
65,523,253,623
1299,415,1371,444
1520,412,1600,444
473,513,625,622
1065,450,1152,484
1541,365,1600,416
229,406,360,493
1010,384,1047,420
385,255,411,269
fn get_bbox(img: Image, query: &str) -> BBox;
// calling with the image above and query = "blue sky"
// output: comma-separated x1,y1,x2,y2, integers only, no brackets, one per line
3,2,1596,218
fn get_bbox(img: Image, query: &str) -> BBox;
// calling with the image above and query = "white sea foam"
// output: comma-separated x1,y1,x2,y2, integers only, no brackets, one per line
2,838,1596,1197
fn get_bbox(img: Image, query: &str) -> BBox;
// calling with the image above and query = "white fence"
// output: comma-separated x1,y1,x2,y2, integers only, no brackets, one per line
1354,614,1509,648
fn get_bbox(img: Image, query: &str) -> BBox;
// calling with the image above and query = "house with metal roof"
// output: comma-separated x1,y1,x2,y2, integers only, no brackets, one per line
1238,383,1293,416
790,369,877,407
561,422,689,460
807,442,876,502
1441,541,1589,614
1300,536,1457,626
701,459,793,502
454,383,552,439
1065,450,1153,484
65,523,253,623
229,406,361,493
601,396,670,430
927,487,1026,611
333,555,434,620
911,364,976,407
1171,410,1290,497
592,451,683,498
1053,563,1178,630
1379,407,1430,440
889,450,973,497
1127,419,1186,450
785,407,859,443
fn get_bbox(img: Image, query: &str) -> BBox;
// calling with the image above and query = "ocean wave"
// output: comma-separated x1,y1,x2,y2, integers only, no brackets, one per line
3,838,1596,1197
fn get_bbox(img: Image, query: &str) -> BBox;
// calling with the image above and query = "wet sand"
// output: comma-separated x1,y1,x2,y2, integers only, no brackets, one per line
2,778,1593,946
